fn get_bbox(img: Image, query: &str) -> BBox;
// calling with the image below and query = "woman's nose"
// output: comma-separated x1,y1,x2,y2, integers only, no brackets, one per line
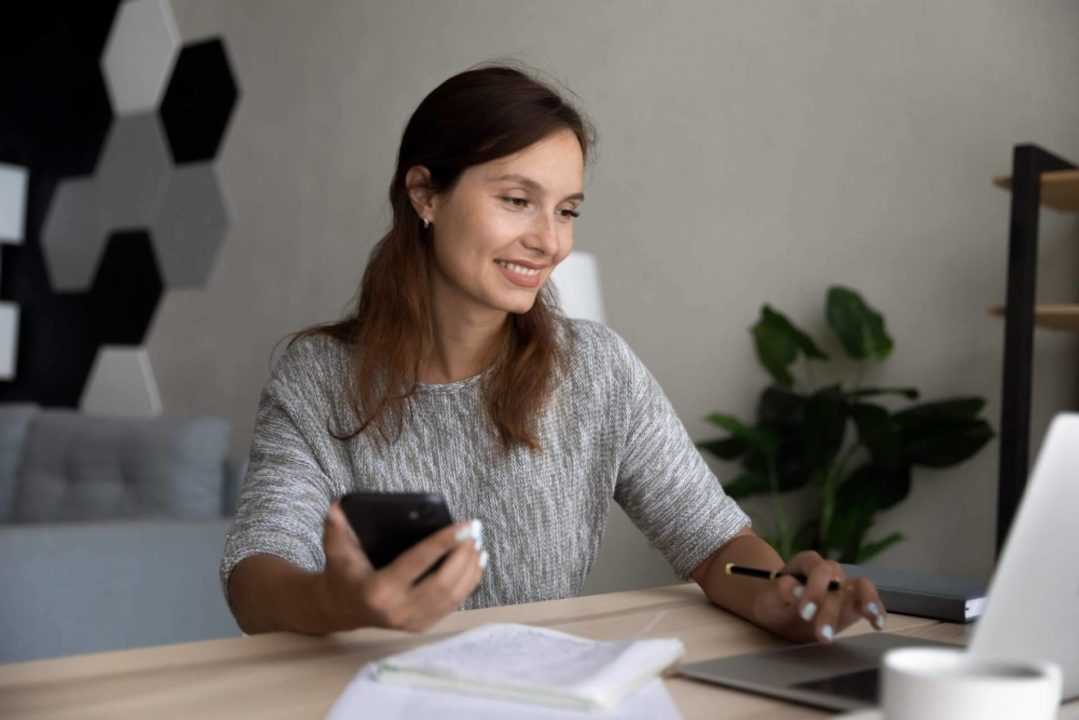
524,213,561,257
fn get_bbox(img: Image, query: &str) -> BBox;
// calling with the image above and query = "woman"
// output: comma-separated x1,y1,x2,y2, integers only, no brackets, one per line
222,63,887,642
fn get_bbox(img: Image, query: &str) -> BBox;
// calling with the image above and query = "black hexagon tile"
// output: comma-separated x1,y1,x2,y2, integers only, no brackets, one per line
159,39,239,164
89,229,162,344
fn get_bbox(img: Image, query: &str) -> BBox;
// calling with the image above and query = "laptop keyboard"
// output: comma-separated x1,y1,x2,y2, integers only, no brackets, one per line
790,667,880,704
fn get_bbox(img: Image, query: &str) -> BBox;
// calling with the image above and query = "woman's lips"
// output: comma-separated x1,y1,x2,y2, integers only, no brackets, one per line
495,260,542,288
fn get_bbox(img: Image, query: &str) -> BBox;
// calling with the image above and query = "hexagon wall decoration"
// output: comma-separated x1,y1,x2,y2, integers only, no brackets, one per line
40,178,110,292
0,0,240,411
159,39,239,164
151,164,228,287
101,0,181,114
97,113,174,229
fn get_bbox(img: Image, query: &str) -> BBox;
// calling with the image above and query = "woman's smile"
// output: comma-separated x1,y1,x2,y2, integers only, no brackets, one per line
495,259,545,287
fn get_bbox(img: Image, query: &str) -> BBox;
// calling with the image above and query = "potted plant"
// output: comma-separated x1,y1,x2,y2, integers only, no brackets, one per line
700,286,993,563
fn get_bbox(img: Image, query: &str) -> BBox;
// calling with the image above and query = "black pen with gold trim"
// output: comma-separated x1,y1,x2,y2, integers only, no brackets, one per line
724,563,849,592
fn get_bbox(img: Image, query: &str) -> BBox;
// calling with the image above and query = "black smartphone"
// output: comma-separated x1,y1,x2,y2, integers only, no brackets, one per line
338,491,455,570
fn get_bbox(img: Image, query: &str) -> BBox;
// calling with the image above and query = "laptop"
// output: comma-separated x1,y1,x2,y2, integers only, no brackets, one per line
678,413,1079,712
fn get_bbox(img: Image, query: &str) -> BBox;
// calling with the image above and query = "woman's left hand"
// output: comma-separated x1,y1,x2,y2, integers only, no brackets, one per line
751,551,888,643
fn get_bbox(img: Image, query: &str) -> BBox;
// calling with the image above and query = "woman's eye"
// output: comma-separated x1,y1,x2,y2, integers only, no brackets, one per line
503,196,529,207
560,209,581,219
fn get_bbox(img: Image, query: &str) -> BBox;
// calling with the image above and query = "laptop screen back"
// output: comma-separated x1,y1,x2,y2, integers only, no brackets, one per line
969,413,1079,699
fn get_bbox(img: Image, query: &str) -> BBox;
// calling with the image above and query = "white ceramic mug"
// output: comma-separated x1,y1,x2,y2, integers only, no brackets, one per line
881,646,1061,720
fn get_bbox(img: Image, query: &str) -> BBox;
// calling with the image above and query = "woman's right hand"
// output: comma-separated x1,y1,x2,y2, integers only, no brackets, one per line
318,501,486,633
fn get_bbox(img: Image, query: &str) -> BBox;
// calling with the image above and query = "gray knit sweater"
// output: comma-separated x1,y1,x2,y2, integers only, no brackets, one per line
221,319,749,610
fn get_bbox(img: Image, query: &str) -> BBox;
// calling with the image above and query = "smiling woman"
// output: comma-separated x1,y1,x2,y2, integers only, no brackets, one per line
221,62,886,645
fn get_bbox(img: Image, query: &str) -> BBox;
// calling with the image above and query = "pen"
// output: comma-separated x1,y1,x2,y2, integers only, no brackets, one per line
724,563,850,592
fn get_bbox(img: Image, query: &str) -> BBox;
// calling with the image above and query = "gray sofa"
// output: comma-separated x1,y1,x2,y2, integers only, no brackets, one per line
0,404,246,664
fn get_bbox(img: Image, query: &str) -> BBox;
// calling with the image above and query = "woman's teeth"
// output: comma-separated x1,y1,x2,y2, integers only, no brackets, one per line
497,260,540,277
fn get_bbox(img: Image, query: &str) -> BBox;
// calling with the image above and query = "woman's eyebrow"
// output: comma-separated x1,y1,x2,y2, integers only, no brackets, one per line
486,173,585,203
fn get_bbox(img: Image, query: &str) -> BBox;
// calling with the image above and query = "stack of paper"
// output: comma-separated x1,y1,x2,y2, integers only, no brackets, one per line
373,623,684,710
325,667,681,720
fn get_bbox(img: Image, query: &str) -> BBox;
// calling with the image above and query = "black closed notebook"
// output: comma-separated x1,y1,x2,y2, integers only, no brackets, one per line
840,563,988,623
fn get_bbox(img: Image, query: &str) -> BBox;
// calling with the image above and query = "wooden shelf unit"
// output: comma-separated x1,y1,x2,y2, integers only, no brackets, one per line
993,168,1079,212
988,304,1079,332
991,144,1078,557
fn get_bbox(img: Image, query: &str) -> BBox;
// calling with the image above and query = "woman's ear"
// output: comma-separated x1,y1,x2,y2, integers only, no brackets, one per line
405,165,438,222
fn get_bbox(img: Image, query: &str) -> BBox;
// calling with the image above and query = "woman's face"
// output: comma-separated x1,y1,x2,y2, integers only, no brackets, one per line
419,129,585,320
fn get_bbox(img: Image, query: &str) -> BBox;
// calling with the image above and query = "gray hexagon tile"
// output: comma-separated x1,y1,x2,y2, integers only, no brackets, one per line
150,163,228,286
102,0,181,114
41,178,111,292
97,113,173,228
0,162,28,243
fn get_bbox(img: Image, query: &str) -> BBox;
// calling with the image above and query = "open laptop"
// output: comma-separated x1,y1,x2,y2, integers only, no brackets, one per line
678,413,1079,712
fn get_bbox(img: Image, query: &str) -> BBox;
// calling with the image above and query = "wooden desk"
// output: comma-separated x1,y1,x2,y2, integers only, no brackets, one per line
1,584,1074,719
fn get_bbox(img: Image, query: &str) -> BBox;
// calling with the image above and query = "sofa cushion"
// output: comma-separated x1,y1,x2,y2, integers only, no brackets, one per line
0,404,38,522
11,410,230,522
0,518,239,662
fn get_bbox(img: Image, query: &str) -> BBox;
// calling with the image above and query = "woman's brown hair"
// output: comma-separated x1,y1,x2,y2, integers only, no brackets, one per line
296,62,596,451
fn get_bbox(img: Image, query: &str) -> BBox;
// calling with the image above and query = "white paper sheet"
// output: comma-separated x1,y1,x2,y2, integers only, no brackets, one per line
374,623,684,708
325,665,682,720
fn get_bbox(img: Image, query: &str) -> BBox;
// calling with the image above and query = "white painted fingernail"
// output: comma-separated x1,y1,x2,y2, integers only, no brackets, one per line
874,614,886,630
801,602,818,622
472,519,484,550
793,585,805,599
821,624,834,642
478,550,489,569
454,523,472,542
867,602,880,616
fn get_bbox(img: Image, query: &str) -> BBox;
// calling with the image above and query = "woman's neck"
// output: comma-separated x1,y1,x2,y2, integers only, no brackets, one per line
420,304,509,384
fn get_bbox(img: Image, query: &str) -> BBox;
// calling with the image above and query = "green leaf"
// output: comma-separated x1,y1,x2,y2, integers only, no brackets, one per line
698,436,748,461
757,385,806,431
892,397,993,467
850,403,903,470
904,420,994,467
723,471,771,498
751,305,828,387
706,413,779,454
827,502,876,561
849,387,920,401
893,397,986,432
836,462,912,514
800,385,848,474
772,446,817,492
825,286,894,362
856,532,905,563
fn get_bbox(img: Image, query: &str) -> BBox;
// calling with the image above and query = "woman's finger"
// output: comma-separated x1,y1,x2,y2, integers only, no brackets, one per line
401,534,481,628
385,520,477,586
849,577,887,630
323,502,374,576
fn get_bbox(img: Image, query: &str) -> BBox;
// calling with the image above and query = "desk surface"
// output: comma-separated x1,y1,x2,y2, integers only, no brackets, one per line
1,583,1074,719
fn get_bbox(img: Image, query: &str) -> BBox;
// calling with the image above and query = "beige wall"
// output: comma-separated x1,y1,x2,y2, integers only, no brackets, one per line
154,0,1079,589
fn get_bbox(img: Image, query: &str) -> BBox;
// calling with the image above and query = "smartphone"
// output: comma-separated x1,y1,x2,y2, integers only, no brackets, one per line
338,491,455,570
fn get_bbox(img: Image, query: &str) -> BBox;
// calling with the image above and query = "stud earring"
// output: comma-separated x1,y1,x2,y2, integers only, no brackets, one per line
423,217,431,229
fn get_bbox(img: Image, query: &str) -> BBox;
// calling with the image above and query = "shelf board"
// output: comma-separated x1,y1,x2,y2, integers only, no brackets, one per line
988,304,1079,331
993,169,1079,212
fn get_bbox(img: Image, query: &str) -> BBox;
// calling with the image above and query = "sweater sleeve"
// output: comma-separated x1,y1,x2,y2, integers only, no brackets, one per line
605,329,750,580
219,337,349,605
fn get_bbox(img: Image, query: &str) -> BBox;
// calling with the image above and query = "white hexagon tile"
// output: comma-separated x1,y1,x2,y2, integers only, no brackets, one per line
80,346,162,416
101,0,181,115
